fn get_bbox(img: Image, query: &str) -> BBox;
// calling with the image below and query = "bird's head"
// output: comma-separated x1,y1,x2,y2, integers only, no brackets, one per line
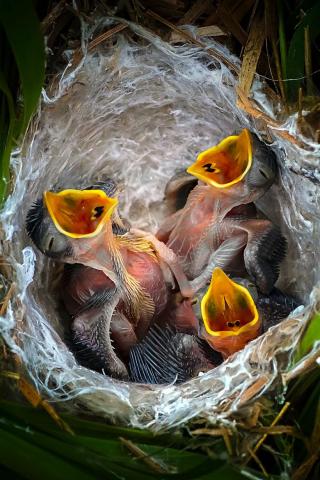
200,268,261,358
187,129,277,202
26,188,118,260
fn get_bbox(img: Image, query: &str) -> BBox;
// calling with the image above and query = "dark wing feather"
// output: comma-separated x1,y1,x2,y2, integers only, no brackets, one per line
129,325,218,385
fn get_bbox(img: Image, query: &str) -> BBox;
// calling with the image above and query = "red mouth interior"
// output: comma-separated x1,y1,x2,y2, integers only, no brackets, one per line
48,193,108,235
200,149,245,185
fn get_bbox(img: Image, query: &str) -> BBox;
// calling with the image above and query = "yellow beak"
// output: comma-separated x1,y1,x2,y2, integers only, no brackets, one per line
187,129,252,188
44,189,118,238
201,268,259,338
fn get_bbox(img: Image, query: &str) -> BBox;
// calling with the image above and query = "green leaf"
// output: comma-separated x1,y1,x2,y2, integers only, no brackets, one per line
277,0,287,96
286,2,320,100
0,427,96,480
0,399,188,448
0,0,45,204
0,400,249,480
294,312,320,362
0,71,15,197
297,375,320,436
0,0,45,135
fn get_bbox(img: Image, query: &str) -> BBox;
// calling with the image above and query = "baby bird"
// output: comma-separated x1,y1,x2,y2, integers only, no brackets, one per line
129,268,299,384
157,129,287,294
26,179,192,379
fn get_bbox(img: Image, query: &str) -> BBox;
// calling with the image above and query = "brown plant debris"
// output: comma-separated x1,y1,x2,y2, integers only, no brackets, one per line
1,370,74,435
238,4,265,97
0,282,15,316
119,437,176,474
191,427,233,455
251,402,291,455
176,0,212,26
144,8,239,74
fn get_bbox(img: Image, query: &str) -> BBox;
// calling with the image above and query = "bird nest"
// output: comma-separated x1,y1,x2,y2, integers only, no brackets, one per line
1,18,319,431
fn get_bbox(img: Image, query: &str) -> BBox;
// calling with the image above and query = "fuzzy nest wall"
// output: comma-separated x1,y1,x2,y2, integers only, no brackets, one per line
1,19,320,430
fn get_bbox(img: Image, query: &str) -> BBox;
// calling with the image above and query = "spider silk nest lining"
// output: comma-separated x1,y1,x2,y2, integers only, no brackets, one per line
1,18,320,431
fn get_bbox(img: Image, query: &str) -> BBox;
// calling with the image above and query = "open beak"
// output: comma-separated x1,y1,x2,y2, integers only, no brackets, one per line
200,268,260,358
44,189,118,238
187,129,252,188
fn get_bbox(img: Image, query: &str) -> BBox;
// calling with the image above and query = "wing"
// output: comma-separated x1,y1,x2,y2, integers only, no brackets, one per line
61,263,116,316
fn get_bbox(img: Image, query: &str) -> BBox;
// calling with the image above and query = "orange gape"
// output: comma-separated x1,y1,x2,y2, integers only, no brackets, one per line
44,189,118,238
201,268,261,359
187,129,252,188
206,325,261,359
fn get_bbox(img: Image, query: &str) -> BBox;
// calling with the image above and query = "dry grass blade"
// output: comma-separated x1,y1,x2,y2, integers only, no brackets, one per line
264,0,287,105
293,400,320,479
176,0,212,26
0,282,15,316
170,25,226,43
41,0,67,33
230,0,255,22
252,402,291,455
238,376,269,406
237,87,309,148
88,23,128,51
304,25,313,96
119,437,175,474
293,451,320,480
249,425,298,435
196,26,226,37
145,8,240,74
282,349,320,383
246,425,308,445
217,4,248,46
1,370,74,435
191,427,233,455
192,427,233,437
238,5,265,97
248,447,268,477
241,403,292,473
71,23,128,67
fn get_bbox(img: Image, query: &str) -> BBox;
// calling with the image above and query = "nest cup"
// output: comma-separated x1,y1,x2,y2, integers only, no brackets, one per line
1,19,320,430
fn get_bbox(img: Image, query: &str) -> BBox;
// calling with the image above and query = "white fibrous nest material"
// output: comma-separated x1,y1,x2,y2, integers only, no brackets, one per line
1,18,320,430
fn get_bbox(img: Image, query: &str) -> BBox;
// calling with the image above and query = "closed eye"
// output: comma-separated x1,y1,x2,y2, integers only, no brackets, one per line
259,168,268,179
48,237,54,250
